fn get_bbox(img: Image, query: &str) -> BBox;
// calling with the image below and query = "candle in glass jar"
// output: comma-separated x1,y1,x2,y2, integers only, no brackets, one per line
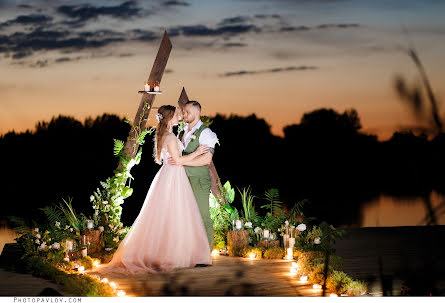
263,229,270,239
283,234,289,248
66,240,73,251
289,237,295,248
287,247,293,259
81,248,87,257
144,83,150,92
235,220,242,230
87,220,94,230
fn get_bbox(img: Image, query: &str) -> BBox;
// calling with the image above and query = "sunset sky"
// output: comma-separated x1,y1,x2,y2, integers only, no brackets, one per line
1,0,444,140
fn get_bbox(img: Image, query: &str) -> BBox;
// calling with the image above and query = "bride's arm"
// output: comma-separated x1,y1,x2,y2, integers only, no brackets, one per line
166,136,209,166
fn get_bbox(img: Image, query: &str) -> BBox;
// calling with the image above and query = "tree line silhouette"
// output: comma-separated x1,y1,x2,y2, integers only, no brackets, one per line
1,108,444,227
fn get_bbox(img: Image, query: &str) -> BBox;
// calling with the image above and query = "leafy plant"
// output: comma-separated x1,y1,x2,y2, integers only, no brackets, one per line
263,247,285,259
262,188,282,216
238,186,257,223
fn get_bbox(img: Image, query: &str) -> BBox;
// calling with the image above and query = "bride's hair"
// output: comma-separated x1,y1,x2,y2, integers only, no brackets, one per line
154,105,176,164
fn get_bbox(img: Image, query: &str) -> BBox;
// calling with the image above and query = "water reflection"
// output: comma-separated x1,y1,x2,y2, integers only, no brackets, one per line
361,190,445,227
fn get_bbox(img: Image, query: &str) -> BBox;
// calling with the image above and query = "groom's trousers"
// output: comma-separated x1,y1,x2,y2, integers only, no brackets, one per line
188,175,213,251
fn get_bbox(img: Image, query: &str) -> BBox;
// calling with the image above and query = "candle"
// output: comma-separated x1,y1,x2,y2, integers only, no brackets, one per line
154,82,160,92
117,290,126,297
235,220,242,230
283,234,289,248
78,266,85,273
144,83,150,92
93,260,100,267
263,229,270,239
63,257,70,262
249,252,255,259
289,237,295,248
300,275,308,282
211,249,219,257
313,284,322,289
102,278,109,283
87,220,94,230
81,248,87,257
109,282,117,288
66,240,73,251
286,247,293,259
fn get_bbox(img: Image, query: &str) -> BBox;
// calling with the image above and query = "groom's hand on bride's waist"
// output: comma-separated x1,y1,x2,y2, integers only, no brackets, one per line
168,157,178,166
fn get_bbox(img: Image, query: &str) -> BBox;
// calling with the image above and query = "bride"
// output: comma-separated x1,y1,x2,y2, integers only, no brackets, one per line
96,105,212,274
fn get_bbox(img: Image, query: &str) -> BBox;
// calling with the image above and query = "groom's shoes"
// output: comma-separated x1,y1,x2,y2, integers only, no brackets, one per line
195,264,212,267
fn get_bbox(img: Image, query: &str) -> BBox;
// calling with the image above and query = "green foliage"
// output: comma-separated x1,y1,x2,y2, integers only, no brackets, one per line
246,247,263,259
289,199,310,222
24,255,114,296
262,188,282,216
113,139,125,156
326,270,353,294
210,181,235,246
345,280,368,296
238,186,257,223
200,116,213,126
263,247,285,259
58,197,81,232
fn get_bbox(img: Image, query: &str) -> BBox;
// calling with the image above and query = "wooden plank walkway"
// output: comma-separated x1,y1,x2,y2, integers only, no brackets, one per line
88,255,328,296
0,269,74,296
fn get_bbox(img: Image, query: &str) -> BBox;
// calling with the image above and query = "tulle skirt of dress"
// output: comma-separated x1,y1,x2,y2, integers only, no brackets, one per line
96,164,212,275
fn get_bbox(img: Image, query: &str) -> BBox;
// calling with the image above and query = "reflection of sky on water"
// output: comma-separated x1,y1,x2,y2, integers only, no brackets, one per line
361,190,445,227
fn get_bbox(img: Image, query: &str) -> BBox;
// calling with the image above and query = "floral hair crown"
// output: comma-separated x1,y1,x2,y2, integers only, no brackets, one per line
155,113,163,122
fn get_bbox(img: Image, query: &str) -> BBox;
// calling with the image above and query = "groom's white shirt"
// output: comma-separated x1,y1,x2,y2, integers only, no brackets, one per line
181,120,218,149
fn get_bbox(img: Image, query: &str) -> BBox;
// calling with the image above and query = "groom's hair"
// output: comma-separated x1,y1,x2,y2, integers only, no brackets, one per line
186,100,201,111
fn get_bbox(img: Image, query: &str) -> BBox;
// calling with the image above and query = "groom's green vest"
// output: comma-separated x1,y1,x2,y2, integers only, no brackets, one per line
179,124,210,177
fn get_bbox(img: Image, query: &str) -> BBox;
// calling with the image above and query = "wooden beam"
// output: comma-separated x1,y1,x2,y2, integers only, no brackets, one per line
119,31,172,169
176,88,225,204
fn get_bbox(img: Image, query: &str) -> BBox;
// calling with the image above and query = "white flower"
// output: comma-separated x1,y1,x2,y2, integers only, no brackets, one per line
34,227,39,232
113,237,119,242
65,225,70,230
254,227,261,234
98,226,104,232
52,242,61,250
118,229,125,234
190,134,196,140
314,237,321,245
103,200,108,205
69,228,73,232
48,238,51,242
155,113,163,122
55,221,60,228
105,247,113,251
296,224,306,232
285,220,289,226
35,239,40,244
90,195,95,201
244,222,252,228
36,234,41,239
119,222,123,228
38,242,47,250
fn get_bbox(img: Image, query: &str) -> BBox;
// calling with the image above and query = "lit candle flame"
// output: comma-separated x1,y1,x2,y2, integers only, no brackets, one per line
93,260,100,267
300,276,308,282
313,284,322,289
102,278,109,283
249,252,255,259
117,290,126,297
109,282,117,288
78,266,85,273
211,249,219,257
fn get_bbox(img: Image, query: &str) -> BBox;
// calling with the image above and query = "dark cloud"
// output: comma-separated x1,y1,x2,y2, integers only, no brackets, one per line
220,65,317,77
218,16,250,26
172,24,259,37
0,28,125,60
57,1,140,24
317,23,359,29
279,23,359,32
254,14,281,19
130,29,158,41
222,42,248,47
163,1,190,6
17,4,32,9
0,14,53,28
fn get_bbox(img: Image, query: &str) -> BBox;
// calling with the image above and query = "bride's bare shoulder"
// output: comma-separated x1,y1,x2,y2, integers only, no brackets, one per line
164,133,178,144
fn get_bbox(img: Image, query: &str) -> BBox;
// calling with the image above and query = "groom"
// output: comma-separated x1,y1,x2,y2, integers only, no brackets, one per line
168,100,218,255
